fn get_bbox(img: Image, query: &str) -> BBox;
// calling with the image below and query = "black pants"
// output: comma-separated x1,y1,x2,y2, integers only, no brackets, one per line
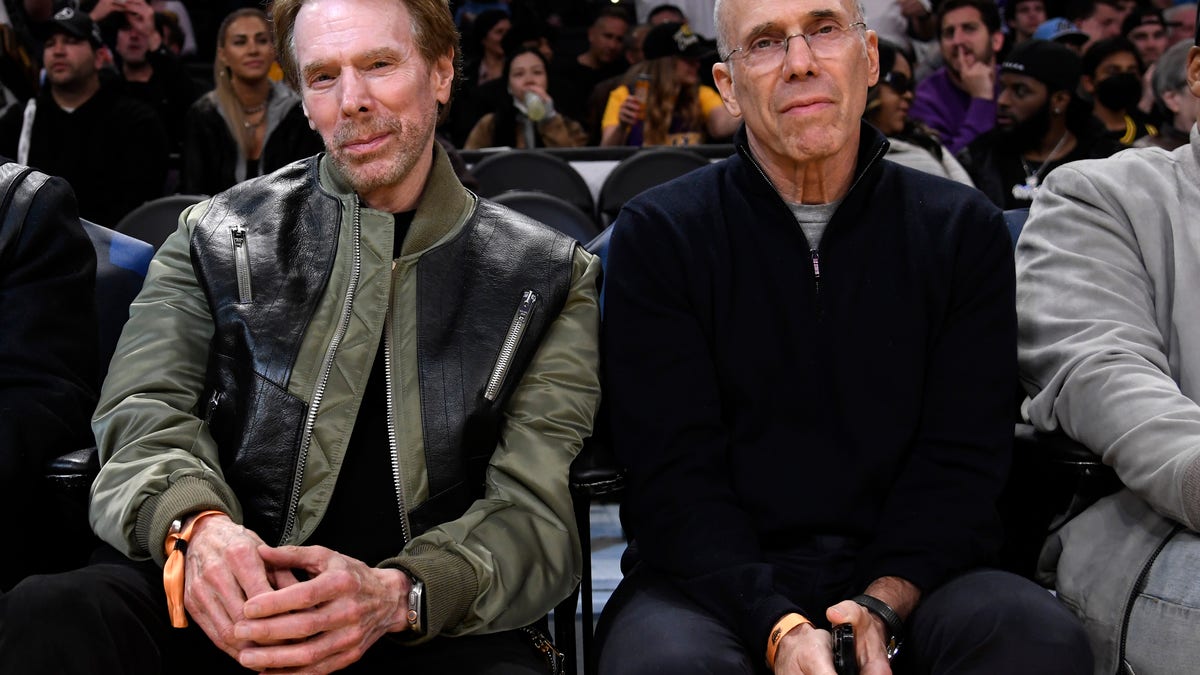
0,546,550,674
595,563,1093,674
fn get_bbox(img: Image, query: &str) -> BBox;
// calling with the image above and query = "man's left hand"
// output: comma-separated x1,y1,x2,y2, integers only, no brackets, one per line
232,544,411,674
826,601,893,675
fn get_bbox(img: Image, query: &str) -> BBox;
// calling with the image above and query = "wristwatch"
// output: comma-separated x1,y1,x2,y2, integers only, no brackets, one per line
404,570,425,635
853,594,903,661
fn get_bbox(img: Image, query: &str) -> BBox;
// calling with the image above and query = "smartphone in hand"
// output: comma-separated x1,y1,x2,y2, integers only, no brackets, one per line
833,623,858,675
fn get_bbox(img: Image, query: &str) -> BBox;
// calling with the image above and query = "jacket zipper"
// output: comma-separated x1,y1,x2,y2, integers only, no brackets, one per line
382,308,412,546
204,390,222,426
737,138,886,317
231,224,253,303
1115,523,1182,673
484,290,539,401
280,198,362,544
810,249,822,311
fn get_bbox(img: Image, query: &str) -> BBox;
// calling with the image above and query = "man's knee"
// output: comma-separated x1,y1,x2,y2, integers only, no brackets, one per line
911,569,1092,674
596,571,756,675
598,622,754,675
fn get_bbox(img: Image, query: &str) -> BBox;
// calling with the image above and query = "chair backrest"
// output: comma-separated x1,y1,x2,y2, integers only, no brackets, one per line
470,151,595,217
491,190,601,245
996,205,1118,580
596,148,710,227
81,219,154,382
585,225,613,316
1004,207,1029,251
113,193,208,251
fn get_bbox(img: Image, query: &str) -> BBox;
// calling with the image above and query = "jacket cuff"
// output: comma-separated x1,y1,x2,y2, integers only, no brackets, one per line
748,593,807,663
382,543,479,640
137,475,238,566
1183,454,1200,531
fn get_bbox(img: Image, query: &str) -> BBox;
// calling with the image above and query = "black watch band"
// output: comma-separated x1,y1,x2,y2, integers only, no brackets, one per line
853,593,904,660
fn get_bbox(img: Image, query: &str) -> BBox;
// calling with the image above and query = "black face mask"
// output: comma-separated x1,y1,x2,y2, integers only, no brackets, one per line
1095,72,1143,111
1000,102,1052,152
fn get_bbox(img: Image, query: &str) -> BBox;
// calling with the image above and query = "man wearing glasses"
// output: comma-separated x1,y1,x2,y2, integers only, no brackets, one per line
594,0,1093,672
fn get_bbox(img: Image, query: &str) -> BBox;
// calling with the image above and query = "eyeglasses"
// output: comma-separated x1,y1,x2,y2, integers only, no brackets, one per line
723,22,867,69
881,71,912,93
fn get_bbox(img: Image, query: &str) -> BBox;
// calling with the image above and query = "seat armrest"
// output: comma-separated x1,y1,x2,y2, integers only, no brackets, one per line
569,438,625,500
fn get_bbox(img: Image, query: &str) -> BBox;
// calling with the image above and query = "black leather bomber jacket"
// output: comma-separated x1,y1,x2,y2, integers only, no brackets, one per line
190,155,577,545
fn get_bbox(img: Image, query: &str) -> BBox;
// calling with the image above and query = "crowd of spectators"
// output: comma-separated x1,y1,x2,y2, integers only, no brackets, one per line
0,0,1195,224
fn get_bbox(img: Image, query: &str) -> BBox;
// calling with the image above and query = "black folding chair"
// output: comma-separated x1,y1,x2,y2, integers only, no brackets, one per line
491,190,601,245
595,148,711,227
114,193,208,251
470,151,595,218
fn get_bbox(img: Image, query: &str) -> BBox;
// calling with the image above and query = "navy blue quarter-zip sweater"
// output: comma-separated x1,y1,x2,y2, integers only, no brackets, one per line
603,123,1016,653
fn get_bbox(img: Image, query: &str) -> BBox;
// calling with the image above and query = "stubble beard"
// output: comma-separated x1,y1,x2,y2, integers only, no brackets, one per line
999,103,1052,153
327,105,436,196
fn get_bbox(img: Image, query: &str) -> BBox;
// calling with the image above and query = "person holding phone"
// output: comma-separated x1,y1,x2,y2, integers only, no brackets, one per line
600,21,737,146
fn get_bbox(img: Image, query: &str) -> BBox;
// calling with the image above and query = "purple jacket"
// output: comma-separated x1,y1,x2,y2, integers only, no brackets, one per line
909,67,998,155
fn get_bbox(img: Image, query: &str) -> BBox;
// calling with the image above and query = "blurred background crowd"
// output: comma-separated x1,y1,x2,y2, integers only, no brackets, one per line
0,0,1195,228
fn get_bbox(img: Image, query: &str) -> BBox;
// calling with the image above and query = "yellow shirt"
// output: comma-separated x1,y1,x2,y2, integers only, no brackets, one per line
601,84,724,146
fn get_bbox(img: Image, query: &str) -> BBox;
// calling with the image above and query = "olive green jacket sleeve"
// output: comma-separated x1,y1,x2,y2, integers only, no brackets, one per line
381,247,602,639
90,202,244,563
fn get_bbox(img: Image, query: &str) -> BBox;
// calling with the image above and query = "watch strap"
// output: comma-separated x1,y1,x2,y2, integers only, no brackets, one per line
852,593,904,659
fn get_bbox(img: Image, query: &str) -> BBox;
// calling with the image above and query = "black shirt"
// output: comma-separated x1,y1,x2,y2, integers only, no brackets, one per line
307,211,415,566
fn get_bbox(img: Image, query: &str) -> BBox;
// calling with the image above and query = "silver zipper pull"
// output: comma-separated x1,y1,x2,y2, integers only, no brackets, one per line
231,224,253,303
484,290,539,401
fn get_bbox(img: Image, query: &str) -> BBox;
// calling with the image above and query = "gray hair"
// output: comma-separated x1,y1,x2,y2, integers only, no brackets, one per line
714,0,868,58
1152,40,1192,98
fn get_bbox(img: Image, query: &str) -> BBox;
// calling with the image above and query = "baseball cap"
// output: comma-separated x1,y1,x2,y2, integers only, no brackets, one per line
642,22,713,60
1032,17,1089,46
1001,39,1083,94
38,7,105,49
1121,7,1165,37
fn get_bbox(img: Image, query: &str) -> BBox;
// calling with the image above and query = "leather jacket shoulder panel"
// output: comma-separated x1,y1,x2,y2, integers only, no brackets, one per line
190,156,340,387
410,198,577,535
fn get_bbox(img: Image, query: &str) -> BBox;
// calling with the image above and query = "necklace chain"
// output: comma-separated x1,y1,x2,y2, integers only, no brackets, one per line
1019,131,1070,187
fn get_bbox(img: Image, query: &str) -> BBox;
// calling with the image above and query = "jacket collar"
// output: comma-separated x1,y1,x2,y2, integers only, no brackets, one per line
318,139,474,257
732,120,890,204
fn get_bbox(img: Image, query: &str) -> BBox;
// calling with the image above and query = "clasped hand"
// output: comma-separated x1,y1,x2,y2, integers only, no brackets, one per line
773,601,893,675
184,516,411,674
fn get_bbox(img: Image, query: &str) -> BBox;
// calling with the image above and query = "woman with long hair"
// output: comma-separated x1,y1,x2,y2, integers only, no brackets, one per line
865,40,974,185
464,9,511,87
464,46,588,149
600,22,737,147
180,8,322,196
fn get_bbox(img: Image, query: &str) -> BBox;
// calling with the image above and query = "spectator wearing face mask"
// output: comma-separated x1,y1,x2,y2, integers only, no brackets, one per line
1081,36,1159,144
957,38,1123,209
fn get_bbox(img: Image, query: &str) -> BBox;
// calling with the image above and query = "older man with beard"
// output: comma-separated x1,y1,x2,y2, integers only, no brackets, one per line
958,38,1123,210
0,0,602,673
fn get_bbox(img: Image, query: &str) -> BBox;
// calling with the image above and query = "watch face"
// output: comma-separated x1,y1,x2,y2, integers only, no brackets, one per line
886,637,900,661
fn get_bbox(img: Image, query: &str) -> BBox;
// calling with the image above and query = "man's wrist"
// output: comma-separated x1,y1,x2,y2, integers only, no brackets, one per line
853,594,904,660
400,568,425,634
765,612,811,669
